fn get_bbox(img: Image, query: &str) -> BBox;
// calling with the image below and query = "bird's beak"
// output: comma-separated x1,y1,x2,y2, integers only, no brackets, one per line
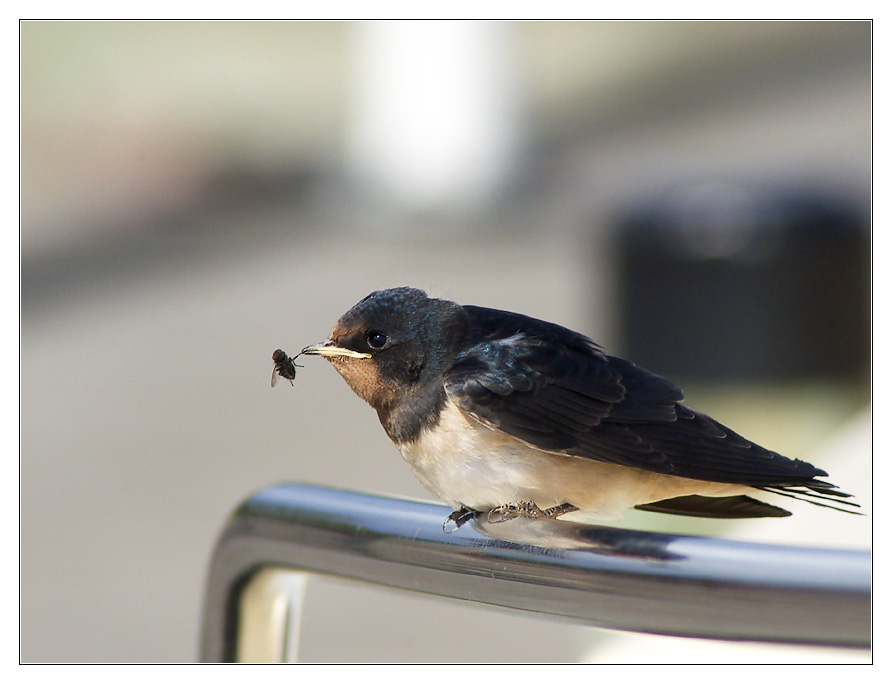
300,341,372,359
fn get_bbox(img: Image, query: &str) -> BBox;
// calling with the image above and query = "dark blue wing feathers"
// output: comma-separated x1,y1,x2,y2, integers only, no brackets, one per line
445,305,839,490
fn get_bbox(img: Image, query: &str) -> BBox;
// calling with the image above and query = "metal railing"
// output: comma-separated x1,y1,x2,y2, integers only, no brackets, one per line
199,483,871,662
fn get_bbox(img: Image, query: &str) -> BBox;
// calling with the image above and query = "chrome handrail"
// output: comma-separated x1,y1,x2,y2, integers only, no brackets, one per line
199,483,871,661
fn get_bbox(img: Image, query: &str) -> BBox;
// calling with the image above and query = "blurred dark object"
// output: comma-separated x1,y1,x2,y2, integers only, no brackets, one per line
614,184,869,382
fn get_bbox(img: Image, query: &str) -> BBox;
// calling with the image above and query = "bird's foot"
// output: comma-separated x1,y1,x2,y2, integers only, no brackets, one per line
442,506,479,533
486,501,578,523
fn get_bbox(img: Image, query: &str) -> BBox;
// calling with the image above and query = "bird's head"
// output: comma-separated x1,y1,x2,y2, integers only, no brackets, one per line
301,287,464,411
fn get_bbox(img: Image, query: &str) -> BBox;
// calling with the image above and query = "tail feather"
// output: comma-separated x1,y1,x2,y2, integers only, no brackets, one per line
756,482,862,515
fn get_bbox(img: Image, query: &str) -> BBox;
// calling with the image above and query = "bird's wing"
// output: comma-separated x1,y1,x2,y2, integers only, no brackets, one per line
444,325,826,487
634,495,791,518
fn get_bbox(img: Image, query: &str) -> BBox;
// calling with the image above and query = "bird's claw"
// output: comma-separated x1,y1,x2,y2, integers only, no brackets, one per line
442,506,478,533
486,501,578,523
443,502,579,532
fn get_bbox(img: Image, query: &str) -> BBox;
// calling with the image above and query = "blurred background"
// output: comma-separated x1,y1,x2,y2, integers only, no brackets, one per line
20,21,871,663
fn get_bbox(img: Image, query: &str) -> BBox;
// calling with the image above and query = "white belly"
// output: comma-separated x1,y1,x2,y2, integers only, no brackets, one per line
398,400,748,518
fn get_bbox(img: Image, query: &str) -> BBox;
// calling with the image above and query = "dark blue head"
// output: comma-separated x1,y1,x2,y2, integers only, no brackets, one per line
302,288,464,411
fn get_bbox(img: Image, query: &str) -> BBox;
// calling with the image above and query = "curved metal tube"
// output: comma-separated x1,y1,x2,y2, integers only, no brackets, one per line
200,483,870,661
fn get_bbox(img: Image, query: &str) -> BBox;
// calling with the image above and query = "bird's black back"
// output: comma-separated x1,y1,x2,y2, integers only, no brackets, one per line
447,304,834,489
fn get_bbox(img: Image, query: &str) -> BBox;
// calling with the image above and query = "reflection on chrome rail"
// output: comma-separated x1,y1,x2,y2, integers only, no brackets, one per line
199,483,871,662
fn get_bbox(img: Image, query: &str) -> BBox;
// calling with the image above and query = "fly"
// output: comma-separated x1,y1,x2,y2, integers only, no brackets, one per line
271,349,302,387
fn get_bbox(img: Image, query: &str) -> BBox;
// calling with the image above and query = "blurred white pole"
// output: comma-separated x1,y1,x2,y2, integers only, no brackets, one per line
347,21,519,213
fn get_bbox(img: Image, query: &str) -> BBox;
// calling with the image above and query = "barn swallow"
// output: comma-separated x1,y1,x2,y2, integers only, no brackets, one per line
301,287,858,527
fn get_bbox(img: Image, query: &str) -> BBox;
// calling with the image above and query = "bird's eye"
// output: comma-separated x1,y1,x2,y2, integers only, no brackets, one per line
366,331,388,349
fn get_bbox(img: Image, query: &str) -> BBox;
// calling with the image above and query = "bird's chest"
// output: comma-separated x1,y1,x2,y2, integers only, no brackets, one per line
397,400,555,510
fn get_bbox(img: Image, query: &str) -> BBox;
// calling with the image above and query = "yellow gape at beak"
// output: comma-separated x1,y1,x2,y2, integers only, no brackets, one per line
300,342,372,360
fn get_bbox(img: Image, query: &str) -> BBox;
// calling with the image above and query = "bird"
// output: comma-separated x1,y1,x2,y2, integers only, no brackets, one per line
300,287,858,528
